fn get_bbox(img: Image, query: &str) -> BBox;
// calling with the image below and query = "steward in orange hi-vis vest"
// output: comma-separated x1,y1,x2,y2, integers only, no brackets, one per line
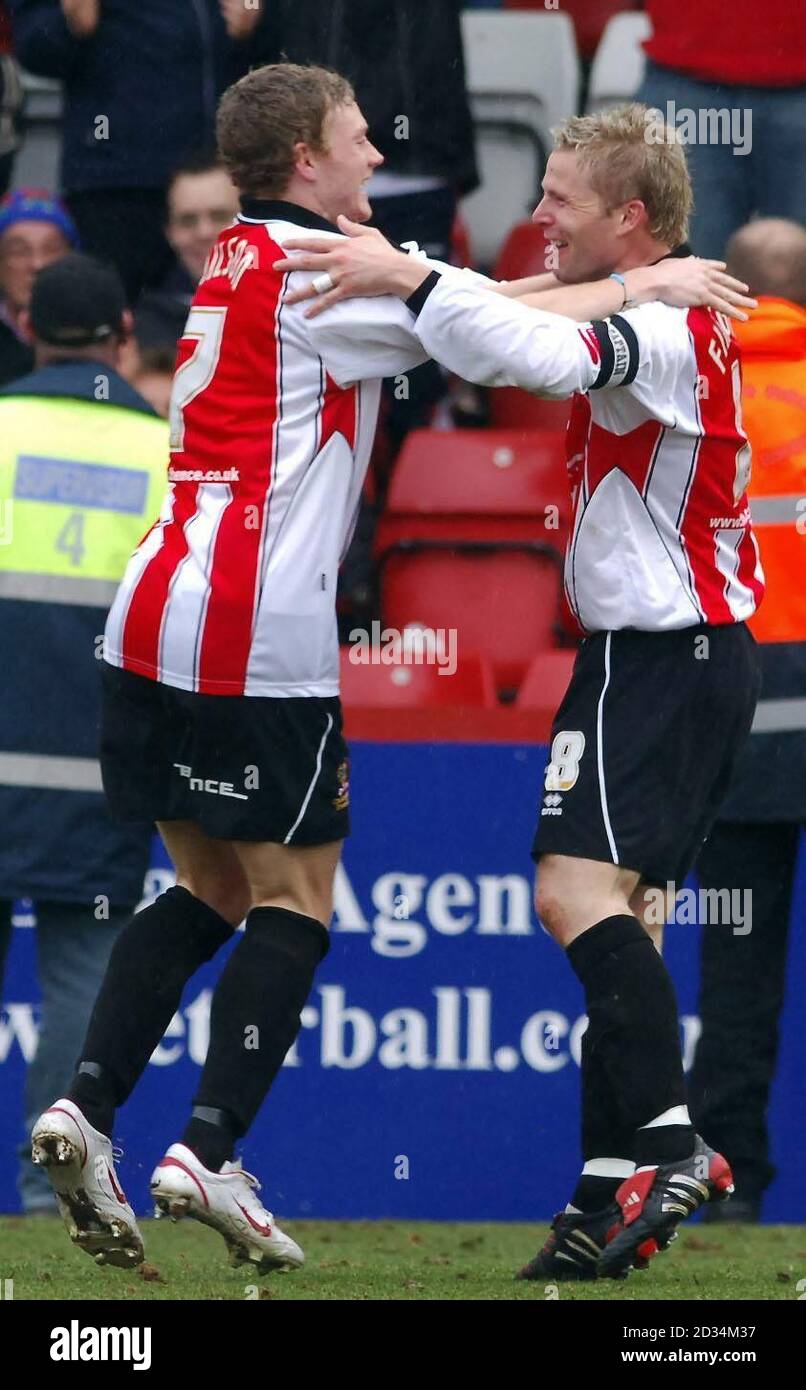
742,298,806,645
718,295,806,820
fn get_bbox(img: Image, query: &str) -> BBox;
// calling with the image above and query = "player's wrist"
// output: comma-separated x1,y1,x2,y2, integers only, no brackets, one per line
611,266,655,308
620,265,660,307
390,254,432,300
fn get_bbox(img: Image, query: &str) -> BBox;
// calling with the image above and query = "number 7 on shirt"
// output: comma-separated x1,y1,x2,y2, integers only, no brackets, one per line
169,306,228,452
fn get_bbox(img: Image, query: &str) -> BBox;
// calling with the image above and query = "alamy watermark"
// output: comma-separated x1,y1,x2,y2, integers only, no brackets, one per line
348,622,458,677
644,103,752,157
645,880,752,936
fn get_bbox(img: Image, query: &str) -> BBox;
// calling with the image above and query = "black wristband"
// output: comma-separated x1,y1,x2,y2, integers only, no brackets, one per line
405,269,441,317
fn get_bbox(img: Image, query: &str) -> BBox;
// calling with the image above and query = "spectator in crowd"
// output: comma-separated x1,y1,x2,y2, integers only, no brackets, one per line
0,253,169,1211
690,218,806,1221
637,1,806,256
134,154,239,352
0,185,77,385
260,2,479,619
262,0,478,444
0,2,23,195
8,0,265,300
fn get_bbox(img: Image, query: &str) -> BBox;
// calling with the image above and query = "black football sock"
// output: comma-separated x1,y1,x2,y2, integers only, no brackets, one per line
567,915,692,1168
68,887,235,1136
570,1173,623,1213
570,1023,635,1213
634,1120,697,1168
182,906,329,1169
181,1107,239,1175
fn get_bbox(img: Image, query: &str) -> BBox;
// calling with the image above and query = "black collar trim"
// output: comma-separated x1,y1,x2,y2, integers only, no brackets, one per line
652,242,692,264
238,199,338,234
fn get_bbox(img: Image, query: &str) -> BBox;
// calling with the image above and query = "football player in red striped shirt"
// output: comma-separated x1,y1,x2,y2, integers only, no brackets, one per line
275,102,763,1280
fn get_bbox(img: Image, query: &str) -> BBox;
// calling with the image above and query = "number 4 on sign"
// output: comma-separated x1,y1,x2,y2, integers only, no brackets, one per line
55,512,86,566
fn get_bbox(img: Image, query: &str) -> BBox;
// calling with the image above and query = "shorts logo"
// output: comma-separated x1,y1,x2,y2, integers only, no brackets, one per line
173,763,249,800
333,760,350,812
544,731,585,793
541,792,563,817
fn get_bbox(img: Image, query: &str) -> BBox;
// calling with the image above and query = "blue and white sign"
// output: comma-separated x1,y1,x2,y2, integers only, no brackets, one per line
2,741,805,1221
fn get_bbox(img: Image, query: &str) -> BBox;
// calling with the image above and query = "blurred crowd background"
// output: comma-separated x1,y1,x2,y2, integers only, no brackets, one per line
0,3,804,613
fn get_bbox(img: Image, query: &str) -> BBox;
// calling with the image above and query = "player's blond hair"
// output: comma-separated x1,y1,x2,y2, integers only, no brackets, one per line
217,63,356,198
552,104,692,247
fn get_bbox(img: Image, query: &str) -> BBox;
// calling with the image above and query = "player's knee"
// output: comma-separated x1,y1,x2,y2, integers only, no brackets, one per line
178,874,250,928
533,871,570,942
250,887,332,927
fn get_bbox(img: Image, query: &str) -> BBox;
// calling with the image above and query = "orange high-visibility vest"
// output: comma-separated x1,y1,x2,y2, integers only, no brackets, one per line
736,297,806,645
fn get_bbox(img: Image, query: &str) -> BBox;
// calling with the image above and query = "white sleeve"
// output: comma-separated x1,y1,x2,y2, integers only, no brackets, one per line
412,276,689,402
302,254,500,386
300,283,431,388
299,257,498,388
280,230,498,387
412,275,602,398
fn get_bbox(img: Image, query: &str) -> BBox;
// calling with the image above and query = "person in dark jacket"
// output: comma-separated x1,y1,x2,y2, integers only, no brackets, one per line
260,0,478,211
0,2,23,196
0,253,169,1210
261,0,478,435
7,0,264,299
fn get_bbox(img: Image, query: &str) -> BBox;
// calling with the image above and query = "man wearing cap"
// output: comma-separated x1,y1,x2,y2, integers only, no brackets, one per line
8,0,266,301
0,252,168,1212
0,187,80,386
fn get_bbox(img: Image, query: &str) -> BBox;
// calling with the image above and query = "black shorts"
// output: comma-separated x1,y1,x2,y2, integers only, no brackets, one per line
532,623,761,886
100,663,350,845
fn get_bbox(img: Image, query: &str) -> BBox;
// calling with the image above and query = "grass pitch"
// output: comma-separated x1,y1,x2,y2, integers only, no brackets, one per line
1,1215,804,1300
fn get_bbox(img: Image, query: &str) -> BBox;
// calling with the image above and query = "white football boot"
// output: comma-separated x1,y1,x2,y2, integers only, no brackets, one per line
150,1143,304,1274
30,1099,144,1268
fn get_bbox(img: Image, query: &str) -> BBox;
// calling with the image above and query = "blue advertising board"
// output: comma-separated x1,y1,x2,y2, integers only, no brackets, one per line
2,740,805,1222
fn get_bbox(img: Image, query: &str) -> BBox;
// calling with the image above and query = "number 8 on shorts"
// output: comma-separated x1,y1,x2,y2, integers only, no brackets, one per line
545,730,585,792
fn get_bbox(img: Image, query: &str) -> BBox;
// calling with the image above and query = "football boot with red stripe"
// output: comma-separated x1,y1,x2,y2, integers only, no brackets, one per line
150,1142,303,1274
597,1134,734,1278
31,1098,143,1268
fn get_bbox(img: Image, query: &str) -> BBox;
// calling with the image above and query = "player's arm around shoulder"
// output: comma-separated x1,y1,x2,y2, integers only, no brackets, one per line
276,238,432,389
412,274,600,399
402,259,753,401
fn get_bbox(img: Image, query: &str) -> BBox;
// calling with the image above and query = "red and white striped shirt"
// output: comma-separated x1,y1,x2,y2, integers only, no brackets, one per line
410,277,765,633
104,201,456,697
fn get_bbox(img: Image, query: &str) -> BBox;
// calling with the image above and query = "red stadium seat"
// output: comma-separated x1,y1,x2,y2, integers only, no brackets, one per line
339,645,497,709
504,0,638,62
380,545,565,692
375,428,570,556
493,220,550,282
489,389,572,433
516,648,578,716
